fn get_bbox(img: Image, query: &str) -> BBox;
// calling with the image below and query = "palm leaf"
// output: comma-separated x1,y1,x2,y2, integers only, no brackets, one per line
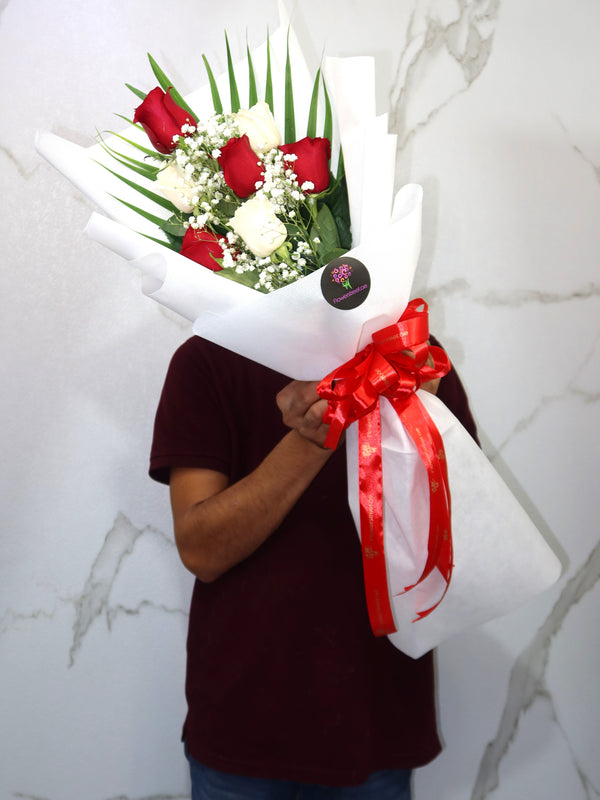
225,32,240,112
322,74,332,144
307,68,321,139
265,32,274,113
125,83,147,102
284,28,295,143
110,195,169,229
202,55,223,113
147,53,197,119
100,163,177,213
246,37,258,107
102,130,168,161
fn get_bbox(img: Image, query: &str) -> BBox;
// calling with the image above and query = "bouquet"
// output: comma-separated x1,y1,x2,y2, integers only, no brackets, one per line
37,18,561,658
104,41,351,295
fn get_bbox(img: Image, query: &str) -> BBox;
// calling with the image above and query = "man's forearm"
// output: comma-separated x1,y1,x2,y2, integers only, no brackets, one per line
172,429,332,582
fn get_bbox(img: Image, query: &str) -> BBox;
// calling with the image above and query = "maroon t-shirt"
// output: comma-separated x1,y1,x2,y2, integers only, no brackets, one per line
150,335,478,786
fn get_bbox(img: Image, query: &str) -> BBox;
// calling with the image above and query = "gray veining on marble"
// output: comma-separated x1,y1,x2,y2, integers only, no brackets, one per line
106,599,188,628
69,512,184,665
557,116,600,184
425,279,600,308
0,143,40,179
389,0,499,147
491,329,599,455
472,540,600,800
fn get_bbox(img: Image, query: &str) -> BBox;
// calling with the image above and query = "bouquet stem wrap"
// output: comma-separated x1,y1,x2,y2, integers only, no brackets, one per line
318,299,452,635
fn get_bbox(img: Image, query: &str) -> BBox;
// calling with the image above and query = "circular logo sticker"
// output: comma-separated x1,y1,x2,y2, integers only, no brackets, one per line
320,257,371,310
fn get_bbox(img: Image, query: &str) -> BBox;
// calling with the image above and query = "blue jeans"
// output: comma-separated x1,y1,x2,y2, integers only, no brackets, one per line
185,746,412,799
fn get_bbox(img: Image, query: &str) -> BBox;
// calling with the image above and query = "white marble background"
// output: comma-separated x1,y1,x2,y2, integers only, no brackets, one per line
1,0,598,798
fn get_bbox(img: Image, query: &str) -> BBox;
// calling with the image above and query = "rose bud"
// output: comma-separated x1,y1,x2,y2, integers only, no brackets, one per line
180,227,224,271
218,135,265,198
234,101,281,154
279,137,331,194
231,197,287,258
133,87,196,154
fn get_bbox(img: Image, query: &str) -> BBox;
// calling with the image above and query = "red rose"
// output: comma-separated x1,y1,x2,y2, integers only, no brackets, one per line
180,228,224,271
218,135,264,198
279,137,331,194
133,87,196,154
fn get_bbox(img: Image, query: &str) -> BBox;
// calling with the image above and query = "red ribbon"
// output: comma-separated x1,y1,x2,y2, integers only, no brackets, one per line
317,299,453,635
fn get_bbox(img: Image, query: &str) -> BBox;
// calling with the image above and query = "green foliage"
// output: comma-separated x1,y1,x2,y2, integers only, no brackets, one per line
307,68,321,139
218,265,261,289
99,163,175,214
147,53,197,119
246,39,258,107
265,34,274,113
225,32,241,112
324,175,352,250
105,33,352,288
284,29,295,144
202,54,224,113
125,83,147,102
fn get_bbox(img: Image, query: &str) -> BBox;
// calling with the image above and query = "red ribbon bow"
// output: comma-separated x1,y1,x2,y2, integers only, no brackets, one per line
317,299,453,635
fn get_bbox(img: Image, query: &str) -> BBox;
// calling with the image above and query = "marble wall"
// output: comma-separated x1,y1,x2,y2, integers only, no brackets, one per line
2,0,598,798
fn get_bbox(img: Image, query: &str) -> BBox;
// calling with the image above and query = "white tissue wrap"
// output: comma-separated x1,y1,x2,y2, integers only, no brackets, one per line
345,390,562,659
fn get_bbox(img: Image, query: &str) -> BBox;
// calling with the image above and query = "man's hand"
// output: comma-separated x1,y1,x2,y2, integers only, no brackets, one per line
276,380,332,449
420,344,441,395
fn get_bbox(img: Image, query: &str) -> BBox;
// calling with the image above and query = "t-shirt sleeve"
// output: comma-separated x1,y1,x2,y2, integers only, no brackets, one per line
149,338,232,484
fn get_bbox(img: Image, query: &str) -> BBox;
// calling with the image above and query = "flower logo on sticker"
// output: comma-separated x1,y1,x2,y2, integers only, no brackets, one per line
321,257,371,309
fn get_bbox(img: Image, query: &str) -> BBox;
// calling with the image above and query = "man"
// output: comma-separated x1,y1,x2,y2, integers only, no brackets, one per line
150,335,478,799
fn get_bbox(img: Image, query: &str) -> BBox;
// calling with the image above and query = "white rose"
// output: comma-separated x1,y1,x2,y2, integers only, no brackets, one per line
234,101,281,154
231,197,287,258
156,163,197,213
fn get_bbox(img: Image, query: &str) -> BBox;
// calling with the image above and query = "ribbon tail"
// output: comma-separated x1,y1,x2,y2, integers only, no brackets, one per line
357,401,397,636
391,393,453,621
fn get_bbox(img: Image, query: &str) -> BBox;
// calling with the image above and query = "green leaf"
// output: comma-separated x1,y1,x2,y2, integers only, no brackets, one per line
114,113,136,126
284,222,305,238
103,130,168,161
140,232,181,252
218,266,260,288
336,146,346,182
125,83,147,102
225,32,240,112
265,32,274,113
322,75,332,144
284,29,295,143
320,247,348,264
97,130,160,167
324,176,352,249
246,38,258,107
307,68,320,139
215,198,239,219
110,195,169,228
202,54,223,114
96,148,158,181
147,53,197,119
109,169,181,214
160,215,187,237
311,203,341,263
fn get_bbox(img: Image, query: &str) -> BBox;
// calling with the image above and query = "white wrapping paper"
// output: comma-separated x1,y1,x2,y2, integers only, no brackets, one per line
36,16,562,657
346,393,562,658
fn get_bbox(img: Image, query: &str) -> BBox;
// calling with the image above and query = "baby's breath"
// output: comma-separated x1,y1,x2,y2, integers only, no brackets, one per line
167,113,328,292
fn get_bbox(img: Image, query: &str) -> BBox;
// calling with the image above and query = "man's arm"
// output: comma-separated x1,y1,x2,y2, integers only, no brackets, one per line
169,381,332,583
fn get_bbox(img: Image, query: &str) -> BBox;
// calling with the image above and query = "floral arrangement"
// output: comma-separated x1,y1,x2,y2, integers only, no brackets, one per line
101,41,351,293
